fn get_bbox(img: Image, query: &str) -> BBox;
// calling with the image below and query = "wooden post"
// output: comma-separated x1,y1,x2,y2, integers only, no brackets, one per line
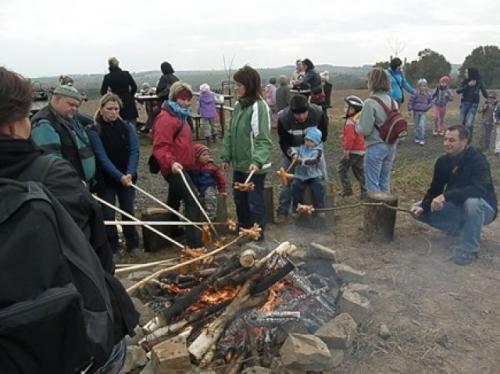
324,181,336,227
363,191,398,242
142,208,177,252
215,194,228,234
264,185,274,224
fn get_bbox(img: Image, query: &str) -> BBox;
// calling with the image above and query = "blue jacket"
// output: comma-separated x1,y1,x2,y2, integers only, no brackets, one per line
290,144,323,181
408,92,433,112
386,68,415,101
86,120,139,183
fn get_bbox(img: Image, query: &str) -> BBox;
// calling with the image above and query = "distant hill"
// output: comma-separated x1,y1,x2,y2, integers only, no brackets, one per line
31,63,461,99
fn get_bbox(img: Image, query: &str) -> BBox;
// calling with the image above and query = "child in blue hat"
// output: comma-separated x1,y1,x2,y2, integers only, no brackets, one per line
290,127,325,215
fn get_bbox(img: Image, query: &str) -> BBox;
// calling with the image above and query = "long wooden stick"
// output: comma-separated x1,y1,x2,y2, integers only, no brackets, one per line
244,168,256,184
93,194,184,249
104,220,228,226
130,183,202,231
115,258,178,275
126,236,241,295
286,157,297,172
179,170,218,237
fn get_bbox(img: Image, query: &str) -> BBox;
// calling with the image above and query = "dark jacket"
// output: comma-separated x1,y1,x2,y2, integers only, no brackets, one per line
0,136,138,343
299,69,322,94
277,103,328,159
421,146,497,219
323,81,333,108
100,67,139,120
456,79,488,104
156,73,179,101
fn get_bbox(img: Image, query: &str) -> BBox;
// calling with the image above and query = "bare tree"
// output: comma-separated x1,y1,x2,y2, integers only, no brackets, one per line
387,38,405,59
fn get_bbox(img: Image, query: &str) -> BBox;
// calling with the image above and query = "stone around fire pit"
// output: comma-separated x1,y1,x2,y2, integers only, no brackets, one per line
241,366,272,374
151,336,191,373
314,312,358,349
332,263,366,283
122,345,148,373
337,289,372,324
342,282,377,298
279,333,333,372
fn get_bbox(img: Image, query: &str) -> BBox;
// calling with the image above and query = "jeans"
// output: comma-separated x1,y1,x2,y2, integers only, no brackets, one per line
95,339,126,374
100,185,139,252
432,105,447,134
164,172,202,248
459,102,479,138
415,198,495,254
233,171,266,239
364,142,397,193
413,111,427,143
338,154,366,195
291,177,325,209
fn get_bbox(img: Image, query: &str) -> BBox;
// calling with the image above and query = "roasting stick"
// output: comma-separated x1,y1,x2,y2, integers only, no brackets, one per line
244,168,256,184
126,236,241,295
115,258,178,275
130,183,202,231
179,170,218,237
93,194,184,249
104,220,229,226
286,156,297,172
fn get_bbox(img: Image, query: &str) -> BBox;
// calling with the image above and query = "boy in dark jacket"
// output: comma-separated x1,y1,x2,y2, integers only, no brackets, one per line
192,143,226,219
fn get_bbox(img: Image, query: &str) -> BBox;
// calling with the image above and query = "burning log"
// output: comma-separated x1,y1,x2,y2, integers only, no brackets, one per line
188,242,296,362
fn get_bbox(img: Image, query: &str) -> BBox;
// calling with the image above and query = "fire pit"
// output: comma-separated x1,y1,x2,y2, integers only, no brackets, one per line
134,241,345,372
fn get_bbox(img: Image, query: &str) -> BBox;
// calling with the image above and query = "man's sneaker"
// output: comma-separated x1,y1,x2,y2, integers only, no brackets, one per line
419,141,425,146
453,251,477,266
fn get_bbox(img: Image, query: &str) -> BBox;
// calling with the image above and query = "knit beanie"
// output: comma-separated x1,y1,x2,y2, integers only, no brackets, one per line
304,127,322,145
169,81,193,101
193,143,209,159
200,83,210,92
417,78,428,86
52,85,82,101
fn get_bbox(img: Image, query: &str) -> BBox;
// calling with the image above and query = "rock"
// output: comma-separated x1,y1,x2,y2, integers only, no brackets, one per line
332,263,366,283
151,336,191,373
241,366,272,374
315,313,358,349
279,333,333,372
276,320,309,345
139,360,154,374
342,282,376,297
122,345,148,373
329,348,345,367
379,323,391,339
337,289,372,324
119,278,135,290
128,270,153,282
309,242,338,262
131,297,155,326
125,325,145,346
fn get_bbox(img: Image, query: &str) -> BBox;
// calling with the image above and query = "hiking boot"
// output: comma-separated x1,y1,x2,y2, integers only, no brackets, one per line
453,251,477,266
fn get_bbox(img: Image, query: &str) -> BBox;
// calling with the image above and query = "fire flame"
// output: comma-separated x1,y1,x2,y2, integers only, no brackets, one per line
259,281,286,312
198,286,241,305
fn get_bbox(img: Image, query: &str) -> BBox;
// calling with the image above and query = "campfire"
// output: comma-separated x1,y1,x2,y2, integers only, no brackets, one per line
137,241,342,372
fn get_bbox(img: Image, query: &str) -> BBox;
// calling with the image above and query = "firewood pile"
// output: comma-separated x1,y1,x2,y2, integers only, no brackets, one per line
134,241,342,372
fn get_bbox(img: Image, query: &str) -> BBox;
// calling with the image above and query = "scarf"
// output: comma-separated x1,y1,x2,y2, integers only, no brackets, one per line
166,100,191,122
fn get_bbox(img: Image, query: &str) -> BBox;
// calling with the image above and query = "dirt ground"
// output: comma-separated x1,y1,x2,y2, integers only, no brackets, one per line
81,89,500,373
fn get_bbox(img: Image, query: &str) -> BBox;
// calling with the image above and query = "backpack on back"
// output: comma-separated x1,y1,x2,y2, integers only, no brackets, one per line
0,177,115,373
370,96,408,144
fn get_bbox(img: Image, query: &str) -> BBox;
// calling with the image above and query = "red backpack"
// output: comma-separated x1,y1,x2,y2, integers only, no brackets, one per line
369,96,408,144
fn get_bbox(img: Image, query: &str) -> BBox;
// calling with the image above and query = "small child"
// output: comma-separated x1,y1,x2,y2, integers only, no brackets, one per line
290,127,325,215
192,144,226,219
431,75,453,136
408,78,433,145
478,91,498,152
338,95,366,199
265,78,278,127
198,83,219,144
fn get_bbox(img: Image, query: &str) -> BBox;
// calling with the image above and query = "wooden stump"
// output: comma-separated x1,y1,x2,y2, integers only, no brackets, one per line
142,208,174,252
324,181,336,227
215,194,228,234
264,185,274,224
363,192,398,242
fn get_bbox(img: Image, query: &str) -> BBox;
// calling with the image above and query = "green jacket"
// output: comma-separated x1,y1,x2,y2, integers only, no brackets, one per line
221,99,272,173
356,91,394,146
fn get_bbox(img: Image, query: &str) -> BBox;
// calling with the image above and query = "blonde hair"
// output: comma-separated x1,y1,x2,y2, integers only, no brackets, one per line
367,68,390,92
94,93,122,122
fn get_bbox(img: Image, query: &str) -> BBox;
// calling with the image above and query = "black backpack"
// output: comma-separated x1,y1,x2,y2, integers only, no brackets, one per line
0,178,115,373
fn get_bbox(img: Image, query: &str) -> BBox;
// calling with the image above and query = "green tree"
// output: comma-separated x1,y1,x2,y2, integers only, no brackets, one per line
404,49,451,86
459,45,500,88
373,61,390,69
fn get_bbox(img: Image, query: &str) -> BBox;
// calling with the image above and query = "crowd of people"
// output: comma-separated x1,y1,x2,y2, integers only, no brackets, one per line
0,54,498,371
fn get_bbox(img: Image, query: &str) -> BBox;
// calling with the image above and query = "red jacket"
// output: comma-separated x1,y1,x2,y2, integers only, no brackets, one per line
192,160,226,193
152,107,195,174
342,116,365,153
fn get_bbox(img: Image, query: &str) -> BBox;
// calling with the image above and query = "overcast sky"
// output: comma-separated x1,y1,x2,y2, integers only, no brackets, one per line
1,0,498,77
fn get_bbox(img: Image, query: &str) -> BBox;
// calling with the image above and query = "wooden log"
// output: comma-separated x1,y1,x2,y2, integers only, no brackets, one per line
215,193,228,234
264,185,274,224
363,191,398,242
142,208,176,252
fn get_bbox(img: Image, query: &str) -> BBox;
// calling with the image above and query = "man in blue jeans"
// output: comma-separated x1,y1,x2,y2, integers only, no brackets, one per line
411,125,497,265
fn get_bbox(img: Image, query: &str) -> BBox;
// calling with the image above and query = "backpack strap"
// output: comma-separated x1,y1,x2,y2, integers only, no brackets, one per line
370,96,395,114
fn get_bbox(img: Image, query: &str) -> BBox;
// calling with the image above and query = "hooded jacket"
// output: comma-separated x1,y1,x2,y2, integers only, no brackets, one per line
386,68,415,101
198,90,217,119
221,99,272,173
